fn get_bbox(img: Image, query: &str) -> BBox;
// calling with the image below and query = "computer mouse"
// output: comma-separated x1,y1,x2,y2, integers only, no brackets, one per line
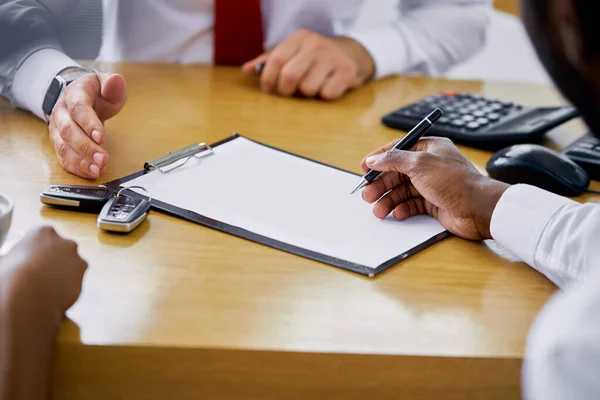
486,144,590,197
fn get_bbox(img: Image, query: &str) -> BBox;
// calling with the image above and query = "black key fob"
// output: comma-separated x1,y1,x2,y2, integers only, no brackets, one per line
40,185,113,213
97,195,151,233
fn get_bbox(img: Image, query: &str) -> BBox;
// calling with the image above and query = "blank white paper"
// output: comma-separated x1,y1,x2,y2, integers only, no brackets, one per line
128,137,446,270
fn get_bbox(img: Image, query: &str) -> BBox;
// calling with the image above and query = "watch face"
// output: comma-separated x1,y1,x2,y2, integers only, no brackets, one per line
42,78,63,117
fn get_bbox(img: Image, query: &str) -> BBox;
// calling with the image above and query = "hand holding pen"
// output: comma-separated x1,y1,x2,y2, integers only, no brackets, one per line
351,108,443,194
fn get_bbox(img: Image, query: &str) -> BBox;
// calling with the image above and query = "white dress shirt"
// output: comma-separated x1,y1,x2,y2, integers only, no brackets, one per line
0,0,491,120
490,184,600,399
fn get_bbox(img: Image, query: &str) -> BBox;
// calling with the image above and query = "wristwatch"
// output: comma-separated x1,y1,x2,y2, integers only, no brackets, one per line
42,67,94,120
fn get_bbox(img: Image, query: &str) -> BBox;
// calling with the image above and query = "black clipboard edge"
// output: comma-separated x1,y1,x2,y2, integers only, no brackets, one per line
104,134,450,277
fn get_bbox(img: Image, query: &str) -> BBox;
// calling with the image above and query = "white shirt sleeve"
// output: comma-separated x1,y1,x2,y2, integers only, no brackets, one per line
522,267,600,400
0,0,81,120
490,184,600,289
344,0,492,78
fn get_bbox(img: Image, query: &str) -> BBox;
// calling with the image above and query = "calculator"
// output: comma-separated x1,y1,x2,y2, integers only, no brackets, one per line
382,92,579,148
562,133,600,181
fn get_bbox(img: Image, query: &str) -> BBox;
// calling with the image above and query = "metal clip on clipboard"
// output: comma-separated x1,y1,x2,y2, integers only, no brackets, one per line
144,143,214,174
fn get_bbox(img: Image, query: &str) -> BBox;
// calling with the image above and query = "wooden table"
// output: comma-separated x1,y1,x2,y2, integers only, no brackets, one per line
0,64,596,399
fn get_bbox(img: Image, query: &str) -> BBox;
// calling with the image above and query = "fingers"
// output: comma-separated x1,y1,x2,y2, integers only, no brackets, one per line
360,137,459,173
276,49,316,96
52,135,101,179
260,32,304,93
391,198,430,221
257,30,359,99
365,148,423,177
370,182,421,219
297,60,336,98
319,67,358,101
50,105,108,178
362,171,406,204
242,53,268,76
96,73,128,121
360,139,401,172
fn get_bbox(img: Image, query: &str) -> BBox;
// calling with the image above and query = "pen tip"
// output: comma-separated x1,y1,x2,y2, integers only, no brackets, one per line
351,179,367,195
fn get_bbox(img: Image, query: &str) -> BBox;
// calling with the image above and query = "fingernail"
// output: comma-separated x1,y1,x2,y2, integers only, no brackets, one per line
90,164,100,176
93,152,105,166
366,155,379,166
92,130,102,143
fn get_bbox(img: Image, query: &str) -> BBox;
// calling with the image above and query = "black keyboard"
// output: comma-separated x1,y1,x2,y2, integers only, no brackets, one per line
382,92,579,148
563,133,600,180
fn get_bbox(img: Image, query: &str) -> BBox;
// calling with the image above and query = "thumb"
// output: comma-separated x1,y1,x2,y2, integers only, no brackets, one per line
365,149,417,176
96,73,127,121
241,53,269,76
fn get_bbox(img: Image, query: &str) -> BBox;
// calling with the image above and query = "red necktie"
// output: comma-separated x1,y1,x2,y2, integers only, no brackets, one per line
213,0,265,66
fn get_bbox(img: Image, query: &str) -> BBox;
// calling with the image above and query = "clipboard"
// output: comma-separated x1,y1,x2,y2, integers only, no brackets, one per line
104,134,450,277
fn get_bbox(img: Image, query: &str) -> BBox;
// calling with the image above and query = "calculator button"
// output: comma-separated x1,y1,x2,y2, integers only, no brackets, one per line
395,109,413,118
476,118,489,125
438,117,450,125
466,122,480,130
481,107,494,114
487,113,501,121
490,103,503,111
442,105,457,113
451,120,466,128
447,113,460,120
462,115,475,122
501,101,514,107
579,142,595,149
473,110,485,118
568,148,600,159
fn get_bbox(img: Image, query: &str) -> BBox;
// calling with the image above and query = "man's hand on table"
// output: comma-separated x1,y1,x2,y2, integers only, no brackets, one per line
242,29,375,100
49,72,127,179
361,137,510,241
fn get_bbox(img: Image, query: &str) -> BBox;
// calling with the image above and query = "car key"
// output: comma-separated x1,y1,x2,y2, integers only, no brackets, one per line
97,194,151,233
40,185,113,213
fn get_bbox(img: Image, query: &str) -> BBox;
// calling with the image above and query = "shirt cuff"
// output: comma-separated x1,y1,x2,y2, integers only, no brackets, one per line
490,184,575,267
345,25,410,79
12,48,81,121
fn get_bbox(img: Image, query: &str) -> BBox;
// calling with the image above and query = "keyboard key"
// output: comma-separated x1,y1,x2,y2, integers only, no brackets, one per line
466,122,480,130
462,115,475,122
438,116,450,125
481,107,494,114
473,110,485,118
476,118,489,125
451,120,466,128
490,103,503,111
447,113,460,119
